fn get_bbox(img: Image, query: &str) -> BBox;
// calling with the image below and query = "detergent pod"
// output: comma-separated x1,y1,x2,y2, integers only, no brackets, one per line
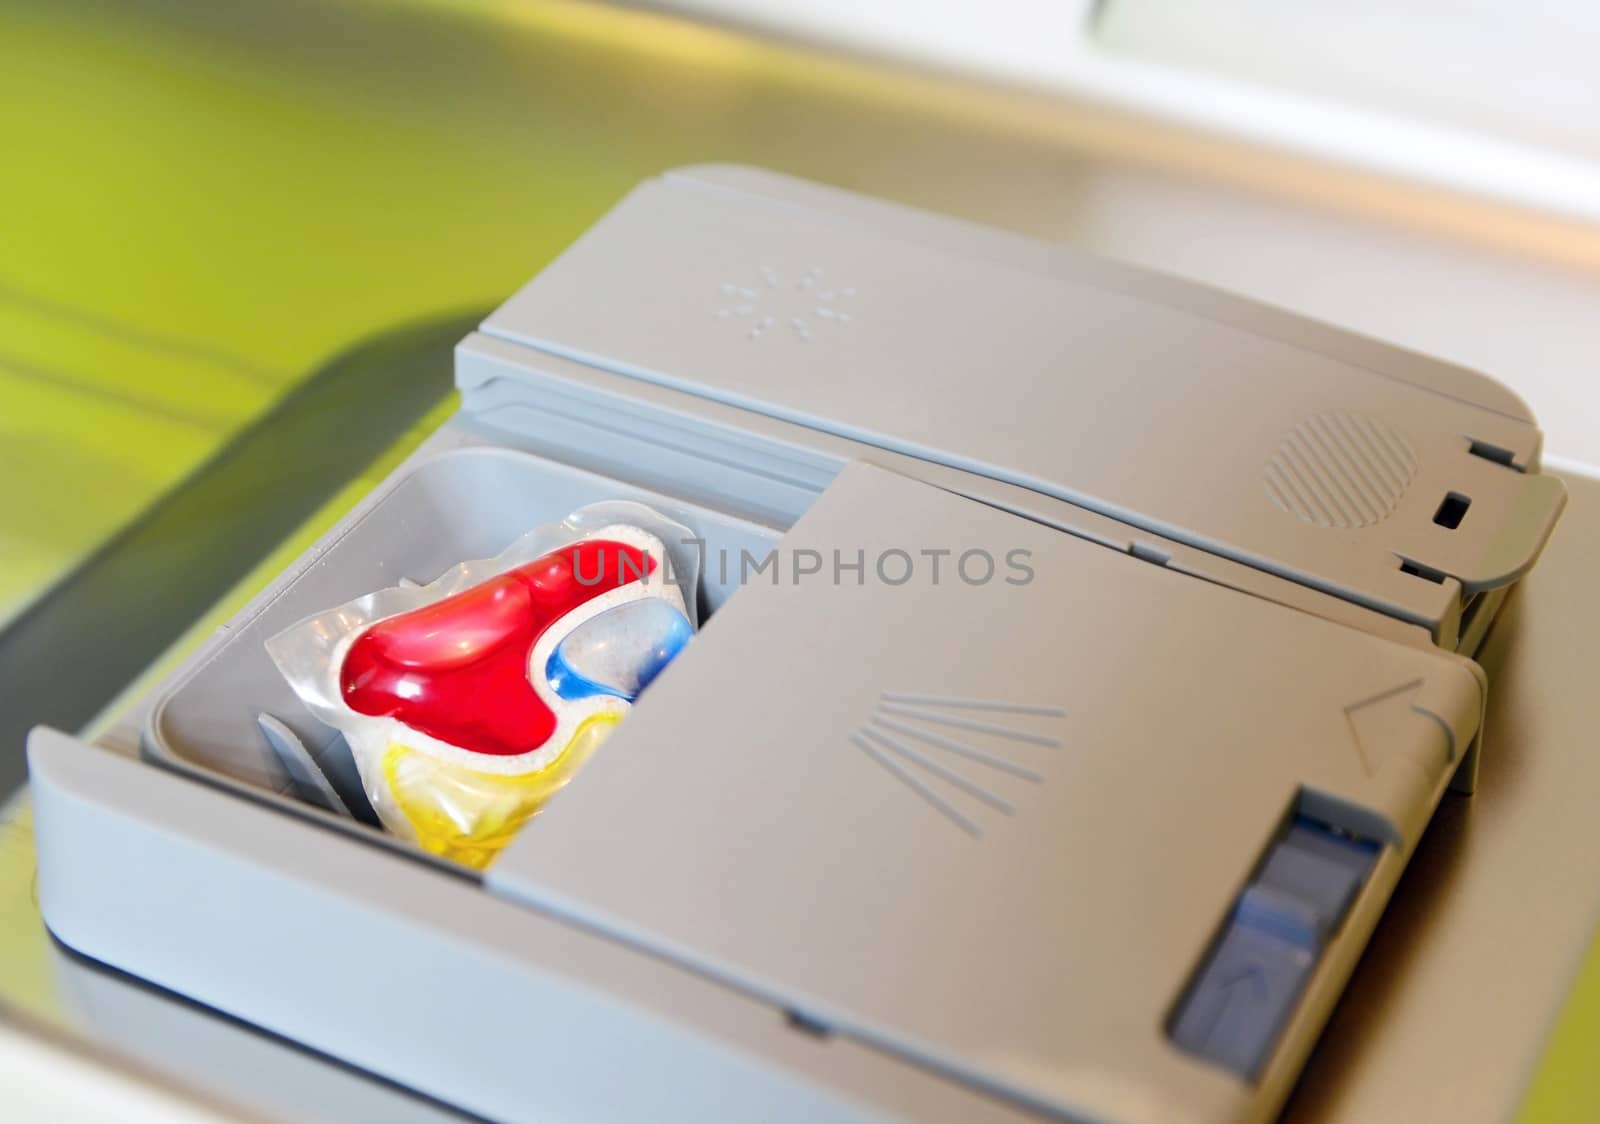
266,501,698,868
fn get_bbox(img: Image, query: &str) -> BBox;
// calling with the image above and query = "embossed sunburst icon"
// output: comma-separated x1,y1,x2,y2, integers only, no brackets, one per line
714,265,857,342
850,690,1064,838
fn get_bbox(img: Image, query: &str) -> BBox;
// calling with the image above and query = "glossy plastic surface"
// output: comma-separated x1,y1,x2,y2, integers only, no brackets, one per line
342,540,655,758
266,496,701,868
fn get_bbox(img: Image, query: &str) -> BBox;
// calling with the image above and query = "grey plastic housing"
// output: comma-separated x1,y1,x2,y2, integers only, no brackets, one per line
23,166,1563,1123
468,164,1565,641
26,454,1486,1124
29,726,1036,1124
142,434,780,835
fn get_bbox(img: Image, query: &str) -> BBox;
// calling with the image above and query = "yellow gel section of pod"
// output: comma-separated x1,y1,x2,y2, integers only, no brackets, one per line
382,713,620,870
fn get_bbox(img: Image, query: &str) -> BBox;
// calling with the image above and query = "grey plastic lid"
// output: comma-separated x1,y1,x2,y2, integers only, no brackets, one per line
469,165,1564,632
487,461,1484,1123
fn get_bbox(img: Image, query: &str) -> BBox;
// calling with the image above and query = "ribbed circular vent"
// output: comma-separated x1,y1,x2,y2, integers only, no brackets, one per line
1264,412,1418,529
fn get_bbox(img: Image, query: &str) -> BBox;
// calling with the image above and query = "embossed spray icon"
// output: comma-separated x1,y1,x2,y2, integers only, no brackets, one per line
851,691,1063,837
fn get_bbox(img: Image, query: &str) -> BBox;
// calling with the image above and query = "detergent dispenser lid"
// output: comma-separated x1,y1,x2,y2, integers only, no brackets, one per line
487,461,1483,1122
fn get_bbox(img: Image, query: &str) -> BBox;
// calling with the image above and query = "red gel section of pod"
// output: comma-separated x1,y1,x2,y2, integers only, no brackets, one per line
340,540,654,757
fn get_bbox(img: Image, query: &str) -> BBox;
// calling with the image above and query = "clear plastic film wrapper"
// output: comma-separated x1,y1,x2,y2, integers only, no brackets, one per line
266,501,700,869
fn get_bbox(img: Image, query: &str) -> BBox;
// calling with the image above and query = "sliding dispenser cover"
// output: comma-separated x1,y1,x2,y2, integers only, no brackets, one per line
26,166,1564,1124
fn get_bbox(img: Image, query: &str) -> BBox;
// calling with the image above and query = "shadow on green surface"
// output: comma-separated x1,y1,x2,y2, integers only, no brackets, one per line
0,311,484,795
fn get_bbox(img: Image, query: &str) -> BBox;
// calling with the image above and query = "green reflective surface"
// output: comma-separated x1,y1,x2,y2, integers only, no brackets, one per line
0,0,1173,632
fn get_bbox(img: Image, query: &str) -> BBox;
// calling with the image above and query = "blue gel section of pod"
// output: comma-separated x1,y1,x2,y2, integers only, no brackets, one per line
545,598,693,702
